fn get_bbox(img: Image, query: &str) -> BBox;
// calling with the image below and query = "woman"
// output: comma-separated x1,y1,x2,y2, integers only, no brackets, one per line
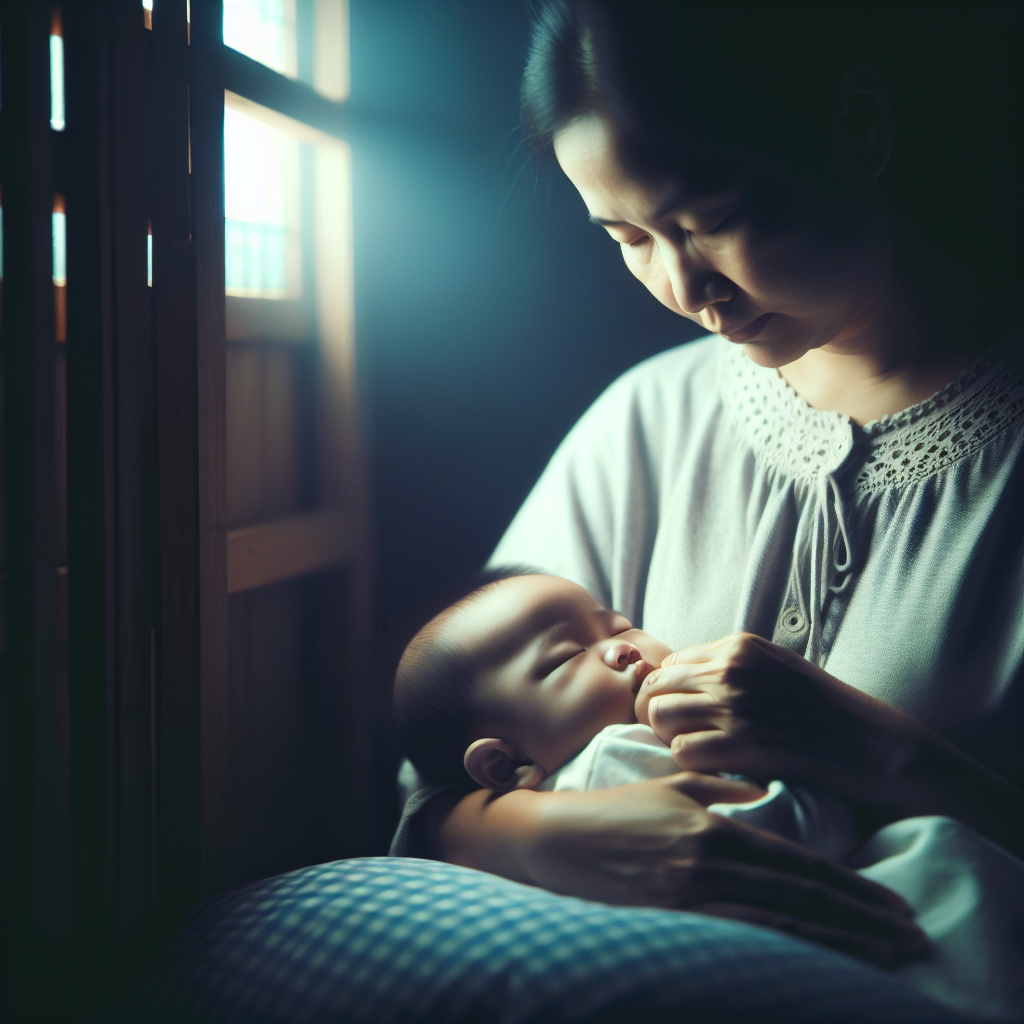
398,0,1023,968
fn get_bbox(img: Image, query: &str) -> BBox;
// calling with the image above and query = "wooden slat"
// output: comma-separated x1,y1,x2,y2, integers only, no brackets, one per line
0,5,66,1016
227,506,354,594
151,0,198,944
191,0,231,901
226,296,310,341
223,46,348,140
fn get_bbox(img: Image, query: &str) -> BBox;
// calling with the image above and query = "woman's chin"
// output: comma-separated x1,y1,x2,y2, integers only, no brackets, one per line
736,334,813,370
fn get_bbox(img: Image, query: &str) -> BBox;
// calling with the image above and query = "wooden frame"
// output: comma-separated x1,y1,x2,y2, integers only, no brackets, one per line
1,0,370,1017
0,4,67,1016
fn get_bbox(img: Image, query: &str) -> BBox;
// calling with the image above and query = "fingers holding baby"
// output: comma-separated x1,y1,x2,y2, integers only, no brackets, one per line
667,770,768,807
635,632,885,786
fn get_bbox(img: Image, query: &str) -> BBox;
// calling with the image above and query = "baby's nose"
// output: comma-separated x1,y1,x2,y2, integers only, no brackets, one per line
603,642,642,670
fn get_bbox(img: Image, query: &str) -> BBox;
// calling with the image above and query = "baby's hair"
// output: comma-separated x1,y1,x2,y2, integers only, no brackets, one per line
393,566,538,786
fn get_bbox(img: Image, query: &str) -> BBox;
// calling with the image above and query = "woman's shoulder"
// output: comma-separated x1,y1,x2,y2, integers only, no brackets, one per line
547,334,732,480
605,333,723,397
577,334,725,432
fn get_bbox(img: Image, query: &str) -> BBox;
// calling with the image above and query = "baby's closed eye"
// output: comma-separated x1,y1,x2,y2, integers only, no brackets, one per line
539,647,586,677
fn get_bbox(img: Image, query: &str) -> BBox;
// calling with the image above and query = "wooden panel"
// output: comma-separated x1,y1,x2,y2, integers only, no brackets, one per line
227,505,355,593
63,5,120,1006
224,576,314,884
225,344,309,528
226,296,310,341
154,234,202,936
191,0,231,900
108,1,161,975
0,3,68,1017
152,0,203,954
222,566,355,890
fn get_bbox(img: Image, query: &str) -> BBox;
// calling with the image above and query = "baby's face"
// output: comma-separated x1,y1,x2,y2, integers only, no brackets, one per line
465,575,672,774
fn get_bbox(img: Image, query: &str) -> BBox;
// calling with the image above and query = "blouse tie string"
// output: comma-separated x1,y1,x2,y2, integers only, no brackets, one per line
823,471,854,593
791,471,856,665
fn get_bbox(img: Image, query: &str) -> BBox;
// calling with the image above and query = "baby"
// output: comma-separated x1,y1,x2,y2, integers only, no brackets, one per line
395,571,681,793
394,572,1024,1023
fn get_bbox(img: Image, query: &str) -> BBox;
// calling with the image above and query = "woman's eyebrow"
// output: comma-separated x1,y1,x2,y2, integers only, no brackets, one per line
586,187,715,228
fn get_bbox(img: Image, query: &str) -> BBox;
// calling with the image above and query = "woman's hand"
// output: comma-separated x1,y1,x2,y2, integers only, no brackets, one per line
634,633,1024,855
432,777,926,968
635,633,921,799
667,771,768,806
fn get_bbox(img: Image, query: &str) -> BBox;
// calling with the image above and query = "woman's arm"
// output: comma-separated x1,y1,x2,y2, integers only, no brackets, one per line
638,634,1024,856
423,773,927,967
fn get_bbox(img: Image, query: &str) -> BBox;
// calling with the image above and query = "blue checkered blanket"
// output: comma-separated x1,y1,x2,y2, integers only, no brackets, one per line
105,857,959,1023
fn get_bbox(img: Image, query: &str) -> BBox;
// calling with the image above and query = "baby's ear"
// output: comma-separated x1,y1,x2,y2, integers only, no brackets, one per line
464,738,546,793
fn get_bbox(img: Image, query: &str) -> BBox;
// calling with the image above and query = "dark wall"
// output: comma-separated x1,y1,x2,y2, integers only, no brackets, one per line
349,0,701,643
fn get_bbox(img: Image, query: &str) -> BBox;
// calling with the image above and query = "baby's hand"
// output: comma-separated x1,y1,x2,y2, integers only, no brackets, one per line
669,771,768,807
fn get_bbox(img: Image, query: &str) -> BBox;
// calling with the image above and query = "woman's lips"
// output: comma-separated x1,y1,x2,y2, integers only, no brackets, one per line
720,312,773,343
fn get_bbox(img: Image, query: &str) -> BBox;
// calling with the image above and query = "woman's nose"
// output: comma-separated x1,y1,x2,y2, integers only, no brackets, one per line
663,244,734,318
603,642,642,670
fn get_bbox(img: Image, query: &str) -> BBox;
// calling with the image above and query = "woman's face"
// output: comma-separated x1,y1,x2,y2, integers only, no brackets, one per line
553,113,893,368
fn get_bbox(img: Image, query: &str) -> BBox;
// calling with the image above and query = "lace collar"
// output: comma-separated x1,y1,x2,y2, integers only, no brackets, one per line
719,332,1024,492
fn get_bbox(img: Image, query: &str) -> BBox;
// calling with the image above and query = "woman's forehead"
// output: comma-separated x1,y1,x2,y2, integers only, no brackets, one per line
554,113,745,223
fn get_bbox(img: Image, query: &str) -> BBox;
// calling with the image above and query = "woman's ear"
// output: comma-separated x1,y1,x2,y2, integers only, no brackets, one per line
838,67,893,183
464,738,547,793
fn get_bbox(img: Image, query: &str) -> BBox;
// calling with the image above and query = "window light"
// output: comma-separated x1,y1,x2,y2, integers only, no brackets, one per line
224,102,302,299
50,8,65,131
52,195,66,287
53,194,67,342
223,0,297,79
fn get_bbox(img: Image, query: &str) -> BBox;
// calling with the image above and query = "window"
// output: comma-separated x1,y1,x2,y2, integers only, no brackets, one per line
224,0,298,78
224,0,348,100
224,99,302,300
49,7,65,131
218,0,369,891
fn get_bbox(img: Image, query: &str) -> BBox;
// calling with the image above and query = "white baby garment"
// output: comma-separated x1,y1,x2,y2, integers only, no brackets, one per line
540,723,1024,1023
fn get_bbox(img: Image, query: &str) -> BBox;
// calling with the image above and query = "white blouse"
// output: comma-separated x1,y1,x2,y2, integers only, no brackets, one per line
491,334,1024,782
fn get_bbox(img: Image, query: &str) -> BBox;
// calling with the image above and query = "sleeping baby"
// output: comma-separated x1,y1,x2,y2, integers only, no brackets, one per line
393,572,1023,1023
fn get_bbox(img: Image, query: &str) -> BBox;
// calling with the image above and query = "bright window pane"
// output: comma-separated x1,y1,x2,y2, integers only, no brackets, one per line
50,17,65,131
224,100,301,299
52,199,66,286
313,0,349,102
223,0,297,78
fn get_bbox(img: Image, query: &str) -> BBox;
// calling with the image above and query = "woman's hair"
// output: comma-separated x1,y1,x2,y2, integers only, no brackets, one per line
522,0,856,168
522,0,1022,328
393,567,535,786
